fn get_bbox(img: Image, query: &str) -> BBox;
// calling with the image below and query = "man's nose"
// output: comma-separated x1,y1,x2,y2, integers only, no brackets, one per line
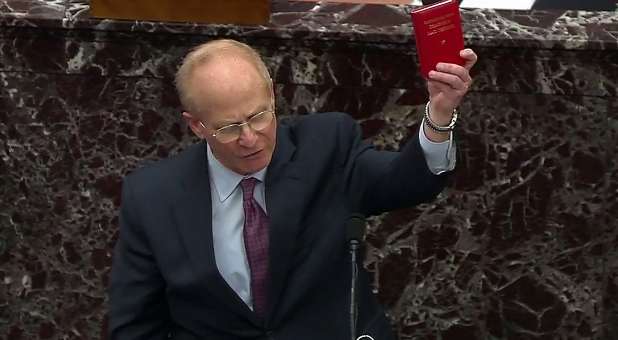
237,124,257,147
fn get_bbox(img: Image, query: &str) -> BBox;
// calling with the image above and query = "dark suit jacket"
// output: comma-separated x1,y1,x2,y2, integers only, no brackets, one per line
109,112,449,340
532,0,615,10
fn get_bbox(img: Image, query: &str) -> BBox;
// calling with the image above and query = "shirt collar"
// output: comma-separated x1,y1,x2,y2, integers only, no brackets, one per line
206,143,267,202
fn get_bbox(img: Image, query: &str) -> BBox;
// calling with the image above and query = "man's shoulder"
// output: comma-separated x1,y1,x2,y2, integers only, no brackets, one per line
125,142,204,186
284,112,355,128
278,112,363,166
282,112,359,140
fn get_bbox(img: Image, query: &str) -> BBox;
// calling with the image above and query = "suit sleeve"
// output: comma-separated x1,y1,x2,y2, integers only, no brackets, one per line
341,114,450,215
108,176,171,340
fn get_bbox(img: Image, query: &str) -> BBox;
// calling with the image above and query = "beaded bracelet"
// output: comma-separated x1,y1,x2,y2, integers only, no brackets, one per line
424,101,458,132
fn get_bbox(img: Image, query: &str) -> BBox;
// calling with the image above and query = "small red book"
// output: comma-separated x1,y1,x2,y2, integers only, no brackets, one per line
410,0,465,78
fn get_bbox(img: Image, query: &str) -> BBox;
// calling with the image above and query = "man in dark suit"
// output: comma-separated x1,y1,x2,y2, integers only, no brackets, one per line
109,39,477,339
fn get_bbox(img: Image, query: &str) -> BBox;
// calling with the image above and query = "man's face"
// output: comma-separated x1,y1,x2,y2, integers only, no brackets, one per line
202,94,276,175
185,59,277,175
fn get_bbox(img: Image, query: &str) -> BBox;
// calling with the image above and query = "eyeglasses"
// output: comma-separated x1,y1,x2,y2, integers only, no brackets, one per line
200,109,275,143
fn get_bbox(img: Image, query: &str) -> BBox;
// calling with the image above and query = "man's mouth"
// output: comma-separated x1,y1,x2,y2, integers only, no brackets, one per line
242,150,262,159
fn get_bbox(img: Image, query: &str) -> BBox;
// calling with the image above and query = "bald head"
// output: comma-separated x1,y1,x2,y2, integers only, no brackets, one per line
175,39,272,115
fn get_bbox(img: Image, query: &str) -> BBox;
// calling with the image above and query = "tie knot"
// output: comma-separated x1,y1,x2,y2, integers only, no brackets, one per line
240,177,259,201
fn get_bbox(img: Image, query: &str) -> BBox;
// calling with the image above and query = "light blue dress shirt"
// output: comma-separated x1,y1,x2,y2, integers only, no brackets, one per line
418,118,457,174
206,123,454,308
207,145,267,311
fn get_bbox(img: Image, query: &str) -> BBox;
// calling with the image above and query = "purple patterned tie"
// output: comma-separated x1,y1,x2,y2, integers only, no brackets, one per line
240,177,269,317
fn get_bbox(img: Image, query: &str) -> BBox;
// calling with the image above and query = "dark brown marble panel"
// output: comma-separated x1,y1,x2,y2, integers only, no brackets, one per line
0,72,194,340
2,65,615,338
0,28,69,73
1,1,617,339
364,93,616,339
274,84,424,123
472,47,618,97
1,0,617,51
2,26,616,98
601,95,618,340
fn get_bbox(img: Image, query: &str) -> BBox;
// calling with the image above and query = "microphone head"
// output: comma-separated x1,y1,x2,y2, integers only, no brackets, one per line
346,214,366,243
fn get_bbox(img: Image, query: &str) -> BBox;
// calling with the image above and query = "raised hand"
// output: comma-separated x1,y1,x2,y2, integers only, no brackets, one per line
426,48,478,122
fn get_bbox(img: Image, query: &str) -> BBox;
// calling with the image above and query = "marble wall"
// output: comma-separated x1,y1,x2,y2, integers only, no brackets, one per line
1,1,617,339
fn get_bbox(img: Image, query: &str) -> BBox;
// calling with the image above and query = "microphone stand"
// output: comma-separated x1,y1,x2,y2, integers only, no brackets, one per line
350,238,360,340
346,214,366,340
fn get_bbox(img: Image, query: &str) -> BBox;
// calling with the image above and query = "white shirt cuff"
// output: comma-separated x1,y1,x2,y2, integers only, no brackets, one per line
418,119,456,175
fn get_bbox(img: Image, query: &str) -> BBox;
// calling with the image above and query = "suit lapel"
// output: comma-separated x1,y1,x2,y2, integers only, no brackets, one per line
173,142,261,326
264,125,305,325
173,123,305,327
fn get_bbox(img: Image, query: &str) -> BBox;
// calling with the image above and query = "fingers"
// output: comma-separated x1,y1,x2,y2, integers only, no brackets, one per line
460,48,478,71
440,63,471,85
426,49,476,108
427,48,477,93
427,79,455,95
428,64,470,92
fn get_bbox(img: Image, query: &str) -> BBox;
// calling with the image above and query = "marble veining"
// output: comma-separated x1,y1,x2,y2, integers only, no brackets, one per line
1,0,617,339
0,0,617,50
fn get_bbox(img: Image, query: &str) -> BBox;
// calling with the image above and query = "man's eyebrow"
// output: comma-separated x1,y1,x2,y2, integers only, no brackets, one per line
214,104,269,127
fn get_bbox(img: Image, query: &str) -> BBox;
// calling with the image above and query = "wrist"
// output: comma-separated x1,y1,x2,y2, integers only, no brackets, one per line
424,101,458,133
428,101,454,125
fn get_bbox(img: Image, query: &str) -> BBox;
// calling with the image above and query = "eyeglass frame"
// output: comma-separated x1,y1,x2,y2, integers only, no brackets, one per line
198,105,276,143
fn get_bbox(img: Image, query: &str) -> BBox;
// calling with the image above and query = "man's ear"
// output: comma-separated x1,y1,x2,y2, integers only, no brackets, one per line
182,111,206,139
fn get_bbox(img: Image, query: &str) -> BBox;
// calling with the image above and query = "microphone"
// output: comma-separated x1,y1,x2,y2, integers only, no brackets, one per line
346,214,366,340
346,214,365,246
